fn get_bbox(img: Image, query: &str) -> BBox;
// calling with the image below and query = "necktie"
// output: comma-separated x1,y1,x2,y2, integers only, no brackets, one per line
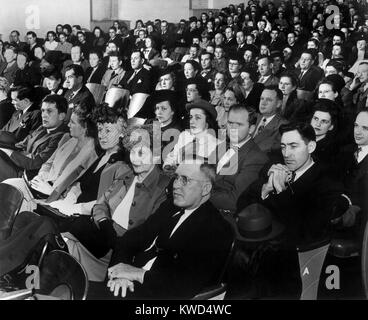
17,110,23,120
110,71,117,81
355,147,362,162
289,171,296,183
299,71,305,80
69,92,76,102
259,76,264,83
127,71,137,84
256,118,267,136
133,209,185,268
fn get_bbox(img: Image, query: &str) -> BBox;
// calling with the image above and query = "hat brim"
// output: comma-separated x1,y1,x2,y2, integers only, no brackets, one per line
229,215,285,243
185,103,217,122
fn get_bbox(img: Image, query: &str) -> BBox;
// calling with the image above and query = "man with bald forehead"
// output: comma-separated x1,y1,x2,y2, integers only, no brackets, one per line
100,161,233,300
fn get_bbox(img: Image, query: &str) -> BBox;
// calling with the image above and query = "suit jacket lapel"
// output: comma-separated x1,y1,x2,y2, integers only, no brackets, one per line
27,128,47,153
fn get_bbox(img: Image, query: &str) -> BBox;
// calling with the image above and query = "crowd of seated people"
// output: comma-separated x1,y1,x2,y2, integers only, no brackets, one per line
0,0,368,300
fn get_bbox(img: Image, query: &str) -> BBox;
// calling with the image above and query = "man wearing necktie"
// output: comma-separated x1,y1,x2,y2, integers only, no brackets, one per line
296,49,324,93
104,161,233,299
211,104,268,213
3,86,42,142
252,86,288,153
339,110,368,231
0,94,68,182
237,122,351,298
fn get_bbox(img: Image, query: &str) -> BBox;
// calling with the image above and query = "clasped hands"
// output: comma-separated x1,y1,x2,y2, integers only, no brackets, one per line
107,263,146,298
262,164,294,199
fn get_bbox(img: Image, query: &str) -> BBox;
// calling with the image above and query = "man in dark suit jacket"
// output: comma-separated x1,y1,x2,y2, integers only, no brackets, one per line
252,86,288,154
63,64,95,122
211,104,268,212
102,162,233,300
0,47,19,85
240,122,350,249
0,82,15,128
61,45,90,79
2,86,41,142
0,95,68,182
119,50,152,95
338,110,368,233
295,49,324,92
10,30,28,52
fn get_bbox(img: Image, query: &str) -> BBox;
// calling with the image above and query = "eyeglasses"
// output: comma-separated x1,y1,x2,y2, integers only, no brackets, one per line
173,174,209,186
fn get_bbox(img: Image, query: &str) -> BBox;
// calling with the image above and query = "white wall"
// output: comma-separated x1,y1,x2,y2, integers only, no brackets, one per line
117,0,191,25
0,0,91,42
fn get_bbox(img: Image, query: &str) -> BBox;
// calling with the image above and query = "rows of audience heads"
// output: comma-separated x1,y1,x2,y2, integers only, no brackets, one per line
1,0,368,300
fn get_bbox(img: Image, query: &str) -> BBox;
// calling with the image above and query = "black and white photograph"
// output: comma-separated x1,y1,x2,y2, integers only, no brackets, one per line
0,0,368,305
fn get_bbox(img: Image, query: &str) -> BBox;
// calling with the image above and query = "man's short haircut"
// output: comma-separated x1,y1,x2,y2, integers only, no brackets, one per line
109,52,122,61
131,49,145,60
77,31,86,38
5,46,17,54
71,44,82,52
190,43,200,50
229,104,258,126
73,25,82,30
280,71,299,87
301,48,317,60
26,31,37,38
65,64,85,81
228,53,244,65
200,51,213,60
257,55,272,64
279,122,316,143
11,86,34,101
199,163,216,185
263,85,283,101
42,94,68,114
109,26,117,32
89,49,102,60
11,30,20,36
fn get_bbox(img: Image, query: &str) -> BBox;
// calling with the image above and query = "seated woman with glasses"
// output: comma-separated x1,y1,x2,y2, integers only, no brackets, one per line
163,99,218,171
46,104,129,216
3,104,98,213
60,124,171,281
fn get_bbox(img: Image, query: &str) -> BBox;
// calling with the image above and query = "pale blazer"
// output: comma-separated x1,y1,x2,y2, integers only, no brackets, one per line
39,134,98,199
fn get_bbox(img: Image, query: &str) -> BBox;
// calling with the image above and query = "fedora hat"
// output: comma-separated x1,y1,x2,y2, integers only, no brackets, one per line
185,99,217,122
0,132,17,150
236,204,285,242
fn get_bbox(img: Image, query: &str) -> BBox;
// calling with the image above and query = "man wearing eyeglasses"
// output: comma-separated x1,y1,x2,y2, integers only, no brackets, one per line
102,161,233,299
